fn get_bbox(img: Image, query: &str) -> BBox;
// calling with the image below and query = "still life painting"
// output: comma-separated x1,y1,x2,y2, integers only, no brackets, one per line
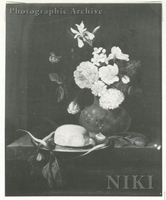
5,3,162,197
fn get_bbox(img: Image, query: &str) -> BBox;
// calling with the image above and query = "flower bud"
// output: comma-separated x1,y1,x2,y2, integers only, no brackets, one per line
36,152,44,161
122,75,130,84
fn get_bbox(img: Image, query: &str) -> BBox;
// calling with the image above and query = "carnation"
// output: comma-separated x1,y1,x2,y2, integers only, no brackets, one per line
74,61,99,89
91,81,107,97
99,88,124,109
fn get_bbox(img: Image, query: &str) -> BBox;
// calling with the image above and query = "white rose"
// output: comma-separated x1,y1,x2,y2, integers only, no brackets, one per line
74,61,99,89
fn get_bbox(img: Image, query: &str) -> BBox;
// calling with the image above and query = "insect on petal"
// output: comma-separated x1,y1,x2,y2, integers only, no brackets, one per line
49,53,61,63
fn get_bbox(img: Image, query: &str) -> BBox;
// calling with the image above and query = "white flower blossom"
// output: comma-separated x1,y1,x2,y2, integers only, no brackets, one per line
99,88,125,110
70,21,99,48
91,47,108,66
108,46,129,61
67,100,80,114
74,61,99,89
91,53,108,66
99,63,119,85
92,47,106,55
91,81,107,97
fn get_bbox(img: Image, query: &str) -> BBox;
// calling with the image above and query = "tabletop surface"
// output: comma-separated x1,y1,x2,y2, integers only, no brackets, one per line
5,133,162,196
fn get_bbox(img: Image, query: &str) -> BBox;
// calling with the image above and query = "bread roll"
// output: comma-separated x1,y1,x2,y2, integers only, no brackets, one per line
54,124,90,147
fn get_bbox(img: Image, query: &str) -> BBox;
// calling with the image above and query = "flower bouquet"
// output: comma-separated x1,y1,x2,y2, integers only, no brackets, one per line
50,21,140,138
18,21,149,189
46,21,148,145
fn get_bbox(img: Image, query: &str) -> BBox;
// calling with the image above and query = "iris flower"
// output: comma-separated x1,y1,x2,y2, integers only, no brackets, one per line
108,46,129,61
70,21,100,48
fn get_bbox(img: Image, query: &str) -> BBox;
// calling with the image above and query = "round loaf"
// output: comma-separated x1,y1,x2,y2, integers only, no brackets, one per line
54,124,90,147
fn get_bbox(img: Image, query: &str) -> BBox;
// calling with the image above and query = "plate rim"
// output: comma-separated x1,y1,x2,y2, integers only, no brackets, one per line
38,138,109,153
52,144,108,153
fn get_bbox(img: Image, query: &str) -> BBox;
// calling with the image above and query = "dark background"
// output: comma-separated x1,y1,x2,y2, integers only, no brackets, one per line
5,3,162,196
6,4,161,143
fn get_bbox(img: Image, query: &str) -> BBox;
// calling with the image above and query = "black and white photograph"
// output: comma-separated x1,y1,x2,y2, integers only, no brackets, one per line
5,2,162,197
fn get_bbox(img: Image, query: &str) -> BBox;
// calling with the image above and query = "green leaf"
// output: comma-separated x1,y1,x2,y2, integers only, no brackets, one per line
49,73,62,84
124,132,148,147
51,159,63,186
125,60,141,77
113,132,148,147
114,137,131,147
63,84,69,99
128,86,134,95
42,162,54,188
128,86,142,96
56,86,65,102
113,81,128,93
42,155,63,188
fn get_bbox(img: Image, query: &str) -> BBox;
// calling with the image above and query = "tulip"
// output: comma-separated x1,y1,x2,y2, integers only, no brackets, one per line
67,100,80,114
